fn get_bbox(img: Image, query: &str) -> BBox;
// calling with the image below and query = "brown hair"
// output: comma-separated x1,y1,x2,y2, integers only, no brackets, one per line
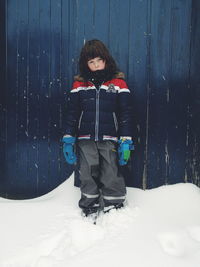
79,39,119,79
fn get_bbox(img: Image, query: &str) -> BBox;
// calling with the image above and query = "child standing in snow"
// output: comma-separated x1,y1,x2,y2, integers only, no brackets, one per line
63,39,133,217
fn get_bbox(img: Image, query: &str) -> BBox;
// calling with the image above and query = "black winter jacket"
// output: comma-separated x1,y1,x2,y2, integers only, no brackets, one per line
65,72,133,141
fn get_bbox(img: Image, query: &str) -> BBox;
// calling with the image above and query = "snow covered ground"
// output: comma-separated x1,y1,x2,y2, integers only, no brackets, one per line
1,174,200,267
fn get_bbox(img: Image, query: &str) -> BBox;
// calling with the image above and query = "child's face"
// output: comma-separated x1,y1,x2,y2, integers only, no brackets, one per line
87,57,106,72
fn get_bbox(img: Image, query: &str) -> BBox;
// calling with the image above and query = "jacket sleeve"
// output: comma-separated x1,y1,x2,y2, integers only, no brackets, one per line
117,79,133,137
65,81,81,136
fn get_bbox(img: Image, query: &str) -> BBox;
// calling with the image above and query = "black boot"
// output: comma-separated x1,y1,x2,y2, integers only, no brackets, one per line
82,206,99,217
81,205,100,224
103,203,124,213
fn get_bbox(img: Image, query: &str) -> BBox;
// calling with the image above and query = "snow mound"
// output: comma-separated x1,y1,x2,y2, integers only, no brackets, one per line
0,175,200,267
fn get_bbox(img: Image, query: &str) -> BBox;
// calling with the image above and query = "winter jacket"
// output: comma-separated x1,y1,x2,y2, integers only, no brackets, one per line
65,72,133,141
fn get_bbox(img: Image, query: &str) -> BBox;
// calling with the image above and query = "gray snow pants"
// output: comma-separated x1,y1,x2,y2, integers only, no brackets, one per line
77,140,126,209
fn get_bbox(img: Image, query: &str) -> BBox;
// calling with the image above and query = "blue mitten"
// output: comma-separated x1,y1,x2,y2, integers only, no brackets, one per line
118,138,134,166
62,136,77,165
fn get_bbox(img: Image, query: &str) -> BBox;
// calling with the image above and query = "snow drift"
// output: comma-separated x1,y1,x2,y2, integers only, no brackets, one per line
0,175,200,267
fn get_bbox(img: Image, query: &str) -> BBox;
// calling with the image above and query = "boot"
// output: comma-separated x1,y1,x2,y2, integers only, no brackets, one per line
103,203,124,213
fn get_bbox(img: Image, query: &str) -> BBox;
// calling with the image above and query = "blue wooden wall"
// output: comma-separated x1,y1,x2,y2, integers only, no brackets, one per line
0,0,200,199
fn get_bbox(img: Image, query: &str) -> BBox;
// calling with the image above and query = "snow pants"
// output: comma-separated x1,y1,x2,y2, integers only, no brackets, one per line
77,140,126,209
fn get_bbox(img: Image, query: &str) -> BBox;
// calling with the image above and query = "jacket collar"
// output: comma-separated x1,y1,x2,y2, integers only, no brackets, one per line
74,72,125,82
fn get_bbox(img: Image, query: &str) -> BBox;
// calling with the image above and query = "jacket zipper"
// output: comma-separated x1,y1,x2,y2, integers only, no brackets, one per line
95,90,100,141
78,111,83,129
90,81,104,141
113,112,118,131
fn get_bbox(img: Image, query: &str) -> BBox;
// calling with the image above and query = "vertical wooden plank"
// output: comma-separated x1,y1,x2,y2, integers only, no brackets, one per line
93,0,110,44
81,0,95,40
61,0,75,180
75,0,95,58
108,0,130,71
28,0,40,197
36,0,51,195
61,0,74,90
0,0,6,197
186,0,200,186
127,0,149,188
166,0,192,185
146,0,172,188
48,0,63,190
109,0,121,61
116,0,130,74
6,0,19,198
15,0,29,196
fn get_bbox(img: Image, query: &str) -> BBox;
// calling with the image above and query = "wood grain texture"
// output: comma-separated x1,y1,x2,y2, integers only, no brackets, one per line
0,0,199,198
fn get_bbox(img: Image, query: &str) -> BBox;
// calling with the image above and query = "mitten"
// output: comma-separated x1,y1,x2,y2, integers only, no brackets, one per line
62,136,77,165
118,137,134,166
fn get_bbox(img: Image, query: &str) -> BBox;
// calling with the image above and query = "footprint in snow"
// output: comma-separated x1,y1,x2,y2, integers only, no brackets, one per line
187,226,200,242
35,256,55,267
157,232,186,257
68,218,105,254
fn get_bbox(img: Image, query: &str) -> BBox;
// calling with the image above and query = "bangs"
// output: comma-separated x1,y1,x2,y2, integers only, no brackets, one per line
84,46,106,62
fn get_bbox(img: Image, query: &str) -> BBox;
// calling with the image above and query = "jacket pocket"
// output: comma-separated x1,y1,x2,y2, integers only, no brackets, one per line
113,112,118,131
78,111,84,129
